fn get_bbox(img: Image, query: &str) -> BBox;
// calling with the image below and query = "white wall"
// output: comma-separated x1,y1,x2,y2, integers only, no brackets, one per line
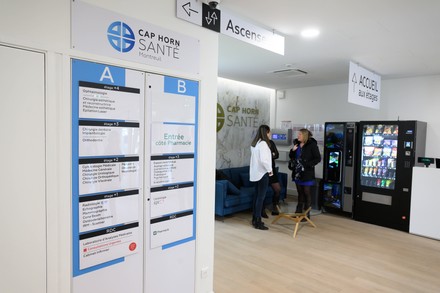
0,1,218,293
276,83,382,126
275,76,440,192
0,45,46,293
276,76,440,156
381,76,440,157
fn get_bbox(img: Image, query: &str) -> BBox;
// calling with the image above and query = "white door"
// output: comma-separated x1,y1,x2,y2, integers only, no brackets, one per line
0,45,46,293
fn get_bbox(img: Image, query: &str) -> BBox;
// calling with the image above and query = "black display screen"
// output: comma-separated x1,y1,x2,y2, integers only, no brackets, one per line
325,123,344,149
326,151,341,182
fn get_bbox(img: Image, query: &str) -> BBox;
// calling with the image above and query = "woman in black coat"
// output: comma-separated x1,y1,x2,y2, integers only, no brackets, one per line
268,137,281,216
289,129,321,214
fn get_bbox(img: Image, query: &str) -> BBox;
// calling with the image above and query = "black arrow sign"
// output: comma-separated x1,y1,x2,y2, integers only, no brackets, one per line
182,2,198,17
202,3,220,32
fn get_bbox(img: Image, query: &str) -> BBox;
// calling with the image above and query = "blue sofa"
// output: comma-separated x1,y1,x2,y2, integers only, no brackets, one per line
215,166,287,217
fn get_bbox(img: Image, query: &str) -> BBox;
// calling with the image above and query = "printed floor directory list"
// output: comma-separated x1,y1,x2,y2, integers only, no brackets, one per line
72,60,144,275
148,74,198,249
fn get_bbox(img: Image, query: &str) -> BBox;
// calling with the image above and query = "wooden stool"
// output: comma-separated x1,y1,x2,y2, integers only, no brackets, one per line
271,207,316,238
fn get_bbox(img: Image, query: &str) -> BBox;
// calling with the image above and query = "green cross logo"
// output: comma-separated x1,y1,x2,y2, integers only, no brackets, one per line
217,103,225,132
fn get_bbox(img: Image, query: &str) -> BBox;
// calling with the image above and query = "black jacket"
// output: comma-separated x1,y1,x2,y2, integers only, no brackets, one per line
289,138,321,181
269,140,279,170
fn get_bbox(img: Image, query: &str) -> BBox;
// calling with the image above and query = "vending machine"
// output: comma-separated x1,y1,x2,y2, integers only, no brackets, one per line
353,120,427,232
322,122,358,214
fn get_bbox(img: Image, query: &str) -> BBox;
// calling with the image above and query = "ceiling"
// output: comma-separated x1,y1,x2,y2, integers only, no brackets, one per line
217,0,440,90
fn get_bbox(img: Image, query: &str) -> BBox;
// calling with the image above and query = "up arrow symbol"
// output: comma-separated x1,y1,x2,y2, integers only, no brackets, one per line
211,11,218,24
205,11,218,25
351,73,357,92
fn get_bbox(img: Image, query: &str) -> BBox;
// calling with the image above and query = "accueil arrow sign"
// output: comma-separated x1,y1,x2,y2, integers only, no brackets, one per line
348,61,381,109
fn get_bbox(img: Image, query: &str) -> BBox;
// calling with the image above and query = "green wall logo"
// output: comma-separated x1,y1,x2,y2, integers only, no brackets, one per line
217,101,261,132
217,103,225,132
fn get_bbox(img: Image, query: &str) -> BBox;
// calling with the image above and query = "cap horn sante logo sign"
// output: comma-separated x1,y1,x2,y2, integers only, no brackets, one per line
107,21,136,53
216,103,225,132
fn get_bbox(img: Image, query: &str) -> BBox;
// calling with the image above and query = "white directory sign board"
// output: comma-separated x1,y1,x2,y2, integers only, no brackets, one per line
72,1,200,74
72,59,144,278
147,74,198,250
348,61,381,109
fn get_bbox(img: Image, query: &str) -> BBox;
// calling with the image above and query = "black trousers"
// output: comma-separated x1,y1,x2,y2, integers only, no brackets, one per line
253,173,269,218
295,183,311,212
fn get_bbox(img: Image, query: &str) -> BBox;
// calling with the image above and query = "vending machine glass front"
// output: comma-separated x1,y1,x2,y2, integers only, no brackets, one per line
360,124,398,190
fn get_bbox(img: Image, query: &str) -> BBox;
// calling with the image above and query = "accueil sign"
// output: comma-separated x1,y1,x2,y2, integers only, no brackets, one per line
348,61,381,109
72,1,200,74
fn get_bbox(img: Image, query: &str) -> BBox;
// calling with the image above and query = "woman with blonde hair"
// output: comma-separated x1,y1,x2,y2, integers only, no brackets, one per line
289,128,321,217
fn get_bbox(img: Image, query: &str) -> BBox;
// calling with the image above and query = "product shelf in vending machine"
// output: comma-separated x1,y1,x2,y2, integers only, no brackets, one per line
360,124,398,190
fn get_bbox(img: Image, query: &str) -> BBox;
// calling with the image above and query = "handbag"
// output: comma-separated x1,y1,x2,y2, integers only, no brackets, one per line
288,158,304,179
288,158,296,170
294,160,305,180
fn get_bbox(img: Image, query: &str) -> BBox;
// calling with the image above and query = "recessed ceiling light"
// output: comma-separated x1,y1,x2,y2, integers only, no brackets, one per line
300,28,320,38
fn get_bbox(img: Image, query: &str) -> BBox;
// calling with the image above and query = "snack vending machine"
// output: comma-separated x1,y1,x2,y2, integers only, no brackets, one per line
353,120,427,232
322,122,358,214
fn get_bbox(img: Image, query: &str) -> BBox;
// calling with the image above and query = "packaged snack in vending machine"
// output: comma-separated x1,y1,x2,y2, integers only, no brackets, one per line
364,136,373,145
383,125,392,135
375,125,384,134
376,179,381,187
373,147,382,156
364,146,374,156
365,125,374,135
373,135,384,145
382,147,392,157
